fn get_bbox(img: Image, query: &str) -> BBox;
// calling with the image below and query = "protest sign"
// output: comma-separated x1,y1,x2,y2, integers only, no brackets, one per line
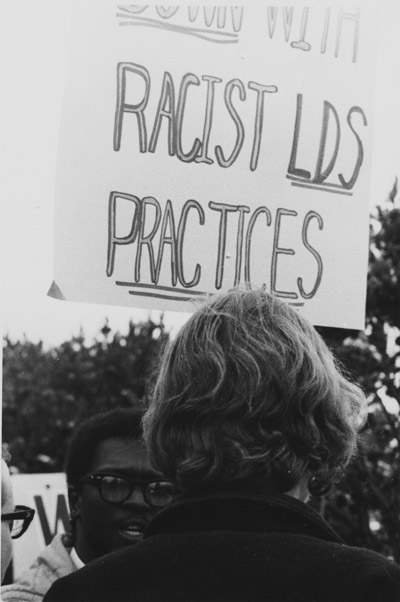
50,3,376,328
10,473,69,577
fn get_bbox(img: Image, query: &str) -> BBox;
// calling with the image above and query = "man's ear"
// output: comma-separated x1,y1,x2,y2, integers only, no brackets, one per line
68,485,82,519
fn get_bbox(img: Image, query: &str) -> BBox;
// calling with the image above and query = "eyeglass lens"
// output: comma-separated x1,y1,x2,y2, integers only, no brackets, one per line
2,506,34,539
10,518,27,538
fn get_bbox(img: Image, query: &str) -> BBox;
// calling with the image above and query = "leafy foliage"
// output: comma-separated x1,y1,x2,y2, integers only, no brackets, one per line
2,182,400,560
315,179,400,561
2,319,168,473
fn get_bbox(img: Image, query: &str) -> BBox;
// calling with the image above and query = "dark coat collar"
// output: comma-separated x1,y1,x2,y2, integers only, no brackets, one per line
145,490,343,544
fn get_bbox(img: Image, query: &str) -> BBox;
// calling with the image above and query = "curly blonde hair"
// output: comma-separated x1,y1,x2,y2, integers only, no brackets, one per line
144,288,367,495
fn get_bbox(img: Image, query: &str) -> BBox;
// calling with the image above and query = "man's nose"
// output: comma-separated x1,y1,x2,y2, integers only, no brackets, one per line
123,485,147,507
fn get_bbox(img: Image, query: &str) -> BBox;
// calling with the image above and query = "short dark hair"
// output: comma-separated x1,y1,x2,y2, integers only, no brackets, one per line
144,288,367,495
65,408,143,488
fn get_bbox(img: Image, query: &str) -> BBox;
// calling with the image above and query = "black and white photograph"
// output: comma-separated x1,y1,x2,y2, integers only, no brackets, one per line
2,2,400,600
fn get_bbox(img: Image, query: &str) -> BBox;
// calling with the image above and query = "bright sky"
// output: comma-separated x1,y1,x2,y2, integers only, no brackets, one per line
1,1,400,347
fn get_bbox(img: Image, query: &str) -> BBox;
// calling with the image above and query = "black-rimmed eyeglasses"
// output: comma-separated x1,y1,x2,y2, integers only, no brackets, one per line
1,505,35,539
78,474,176,507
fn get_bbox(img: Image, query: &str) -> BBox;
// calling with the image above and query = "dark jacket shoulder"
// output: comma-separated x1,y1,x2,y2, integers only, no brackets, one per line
44,492,400,602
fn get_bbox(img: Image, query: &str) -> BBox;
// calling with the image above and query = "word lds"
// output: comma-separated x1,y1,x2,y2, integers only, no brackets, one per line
288,94,367,192
107,193,324,301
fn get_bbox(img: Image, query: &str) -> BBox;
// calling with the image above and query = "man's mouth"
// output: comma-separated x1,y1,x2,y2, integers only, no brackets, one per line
117,522,147,542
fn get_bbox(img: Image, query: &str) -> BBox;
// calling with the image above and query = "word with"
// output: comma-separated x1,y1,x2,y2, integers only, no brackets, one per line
114,62,278,171
33,494,69,546
267,7,360,63
288,94,367,194
117,5,244,44
107,192,324,300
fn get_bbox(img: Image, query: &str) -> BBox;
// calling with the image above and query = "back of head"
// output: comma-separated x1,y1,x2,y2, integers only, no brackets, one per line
144,288,367,496
65,408,143,489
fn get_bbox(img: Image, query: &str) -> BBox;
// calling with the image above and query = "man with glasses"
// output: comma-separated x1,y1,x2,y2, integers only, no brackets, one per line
2,408,174,601
1,447,35,583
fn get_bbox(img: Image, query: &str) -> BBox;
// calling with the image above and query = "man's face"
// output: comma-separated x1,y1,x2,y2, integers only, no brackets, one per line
1,460,15,583
71,437,165,563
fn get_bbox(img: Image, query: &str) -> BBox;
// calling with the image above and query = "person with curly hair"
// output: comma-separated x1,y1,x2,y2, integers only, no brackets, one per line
44,289,400,602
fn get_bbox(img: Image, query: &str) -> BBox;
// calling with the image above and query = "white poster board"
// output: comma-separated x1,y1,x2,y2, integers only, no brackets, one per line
10,473,69,578
51,4,376,328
